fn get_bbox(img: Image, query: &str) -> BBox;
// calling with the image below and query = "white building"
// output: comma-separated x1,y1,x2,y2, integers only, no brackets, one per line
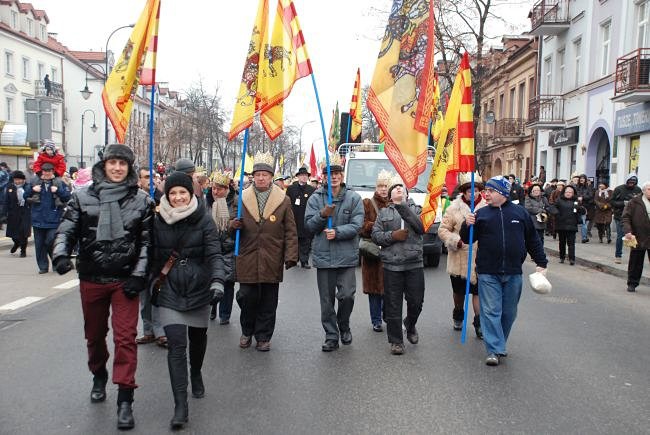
529,0,647,186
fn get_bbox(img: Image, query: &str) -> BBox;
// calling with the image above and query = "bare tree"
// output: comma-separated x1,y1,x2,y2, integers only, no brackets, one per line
361,85,380,142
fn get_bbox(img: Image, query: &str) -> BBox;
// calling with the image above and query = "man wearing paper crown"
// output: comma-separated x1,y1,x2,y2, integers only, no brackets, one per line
230,151,298,352
461,175,548,367
371,174,426,355
207,170,238,324
286,166,316,268
305,153,364,352
438,172,487,338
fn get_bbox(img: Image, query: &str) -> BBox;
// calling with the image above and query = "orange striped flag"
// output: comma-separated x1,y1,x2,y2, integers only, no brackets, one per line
102,0,161,143
139,1,160,86
421,52,474,231
348,68,362,141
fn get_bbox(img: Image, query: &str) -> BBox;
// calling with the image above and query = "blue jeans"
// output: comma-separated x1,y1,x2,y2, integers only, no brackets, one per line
477,274,523,355
580,214,588,240
218,280,235,321
615,218,624,258
368,294,383,326
33,227,57,272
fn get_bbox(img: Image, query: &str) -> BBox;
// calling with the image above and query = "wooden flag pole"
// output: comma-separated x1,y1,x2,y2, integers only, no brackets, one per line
310,74,333,228
461,171,475,343
234,128,249,256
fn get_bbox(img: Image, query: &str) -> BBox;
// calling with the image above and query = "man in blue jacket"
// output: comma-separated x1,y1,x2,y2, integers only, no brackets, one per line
305,158,364,352
24,162,70,273
461,175,547,366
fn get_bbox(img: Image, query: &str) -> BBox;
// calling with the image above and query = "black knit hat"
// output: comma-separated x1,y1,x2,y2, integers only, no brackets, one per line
165,171,194,200
103,144,135,166
11,170,25,180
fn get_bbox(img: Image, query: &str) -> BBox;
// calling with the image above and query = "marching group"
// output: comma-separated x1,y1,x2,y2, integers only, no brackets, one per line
0,141,648,430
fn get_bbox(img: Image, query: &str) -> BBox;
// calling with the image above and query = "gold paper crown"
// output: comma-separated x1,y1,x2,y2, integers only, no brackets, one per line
389,174,404,188
211,170,232,186
319,153,343,168
376,169,395,186
253,151,274,167
458,172,483,185
194,165,207,176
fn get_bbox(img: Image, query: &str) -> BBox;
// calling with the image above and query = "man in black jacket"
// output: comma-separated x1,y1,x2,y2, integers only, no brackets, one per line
52,144,154,430
612,173,642,264
286,166,316,268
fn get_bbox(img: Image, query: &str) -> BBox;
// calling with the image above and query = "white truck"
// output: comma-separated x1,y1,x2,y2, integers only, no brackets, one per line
339,143,443,267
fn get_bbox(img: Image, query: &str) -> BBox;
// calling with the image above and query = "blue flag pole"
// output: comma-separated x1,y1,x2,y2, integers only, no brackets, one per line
148,84,156,197
234,128,249,256
345,112,352,143
310,73,333,228
461,171,475,343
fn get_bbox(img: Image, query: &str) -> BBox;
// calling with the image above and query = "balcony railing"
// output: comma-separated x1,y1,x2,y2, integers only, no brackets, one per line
527,95,564,127
614,48,650,97
494,118,527,137
34,80,64,100
530,0,569,34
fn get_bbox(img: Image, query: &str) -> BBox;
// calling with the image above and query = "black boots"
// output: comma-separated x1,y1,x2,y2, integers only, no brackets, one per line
209,303,217,320
116,388,135,430
90,368,108,403
190,372,205,399
189,330,207,398
168,344,189,430
473,315,483,339
170,391,189,430
452,308,463,330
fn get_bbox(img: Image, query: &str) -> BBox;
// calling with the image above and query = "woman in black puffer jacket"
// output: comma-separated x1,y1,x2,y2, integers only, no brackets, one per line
549,185,585,265
150,172,225,430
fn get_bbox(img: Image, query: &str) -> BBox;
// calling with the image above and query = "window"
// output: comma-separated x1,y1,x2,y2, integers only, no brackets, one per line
5,51,14,76
499,93,505,118
573,38,582,88
600,20,611,77
52,107,59,130
570,145,577,175
40,24,47,41
50,67,58,82
554,148,561,178
27,18,33,36
11,11,18,28
557,48,565,93
509,87,516,117
529,77,536,101
38,62,45,80
639,1,649,48
6,97,14,121
22,57,30,81
544,56,552,94
518,82,526,118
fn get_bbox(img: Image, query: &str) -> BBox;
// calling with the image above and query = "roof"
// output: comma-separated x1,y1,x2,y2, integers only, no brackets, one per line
2,0,50,24
69,51,106,62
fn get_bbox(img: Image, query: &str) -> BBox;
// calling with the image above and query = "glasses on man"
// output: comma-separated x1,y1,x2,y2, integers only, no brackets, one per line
140,174,151,179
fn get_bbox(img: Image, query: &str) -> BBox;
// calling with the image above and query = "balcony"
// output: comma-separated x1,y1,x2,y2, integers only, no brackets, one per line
530,0,570,36
494,118,527,139
527,95,564,129
612,48,650,103
34,80,64,100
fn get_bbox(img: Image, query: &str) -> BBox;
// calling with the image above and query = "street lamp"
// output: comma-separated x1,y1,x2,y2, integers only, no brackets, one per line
104,24,135,145
81,109,98,168
299,120,316,165
80,63,106,100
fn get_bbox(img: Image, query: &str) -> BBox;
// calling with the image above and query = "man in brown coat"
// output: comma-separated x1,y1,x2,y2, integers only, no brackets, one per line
231,152,298,351
622,180,650,293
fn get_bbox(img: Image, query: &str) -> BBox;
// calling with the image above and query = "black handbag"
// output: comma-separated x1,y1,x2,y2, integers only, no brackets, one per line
359,198,381,260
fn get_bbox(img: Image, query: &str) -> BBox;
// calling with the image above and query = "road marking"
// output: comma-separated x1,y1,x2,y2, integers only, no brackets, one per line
0,296,44,311
53,279,80,290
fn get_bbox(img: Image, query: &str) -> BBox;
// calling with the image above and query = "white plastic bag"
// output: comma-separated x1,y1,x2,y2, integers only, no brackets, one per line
529,272,552,294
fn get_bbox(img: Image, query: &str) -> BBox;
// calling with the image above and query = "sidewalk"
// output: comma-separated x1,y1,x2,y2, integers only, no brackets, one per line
542,233,650,287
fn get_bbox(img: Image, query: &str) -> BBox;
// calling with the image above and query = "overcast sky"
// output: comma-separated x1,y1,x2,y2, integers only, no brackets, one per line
35,0,532,154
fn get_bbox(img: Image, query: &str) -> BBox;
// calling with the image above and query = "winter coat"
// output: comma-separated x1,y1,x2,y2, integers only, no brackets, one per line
509,183,525,204
622,195,650,250
359,193,389,294
305,185,364,269
24,177,70,229
151,207,225,312
549,196,585,232
371,199,425,272
525,195,550,230
611,183,642,220
438,195,487,284
52,163,155,283
594,189,613,225
33,152,66,177
4,181,31,240
285,181,315,238
235,184,298,283
460,200,548,275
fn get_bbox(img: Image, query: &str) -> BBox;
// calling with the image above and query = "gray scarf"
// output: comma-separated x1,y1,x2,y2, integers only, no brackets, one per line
94,181,131,241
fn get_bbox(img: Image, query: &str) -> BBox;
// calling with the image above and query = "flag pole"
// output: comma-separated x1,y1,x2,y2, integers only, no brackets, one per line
234,128,249,256
461,171,475,343
148,84,156,197
310,74,333,228
345,113,352,143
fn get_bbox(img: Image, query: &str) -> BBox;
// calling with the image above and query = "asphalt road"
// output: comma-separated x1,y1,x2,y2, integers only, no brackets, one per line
0,254,649,434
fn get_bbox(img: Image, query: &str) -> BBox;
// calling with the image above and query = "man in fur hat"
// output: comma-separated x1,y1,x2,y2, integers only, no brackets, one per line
52,144,155,429
230,152,298,352
286,166,316,268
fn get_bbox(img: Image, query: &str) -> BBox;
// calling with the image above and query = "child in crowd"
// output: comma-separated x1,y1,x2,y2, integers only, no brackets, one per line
33,139,66,177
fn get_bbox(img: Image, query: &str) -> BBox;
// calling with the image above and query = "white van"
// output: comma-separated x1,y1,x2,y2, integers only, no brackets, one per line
339,143,443,267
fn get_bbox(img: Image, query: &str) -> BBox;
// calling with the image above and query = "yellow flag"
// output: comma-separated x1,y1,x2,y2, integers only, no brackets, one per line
102,0,161,143
228,0,269,140
349,68,362,141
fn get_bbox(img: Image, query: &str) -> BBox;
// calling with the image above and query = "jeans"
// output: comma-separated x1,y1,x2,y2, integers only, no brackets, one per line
557,230,576,261
316,267,356,340
383,268,425,344
580,214,588,240
615,218,624,258
140,285,164,337
536,229,545,249
477,274,523,355
298,237,312,266
627,249,650,288
33,227,57,272
218,280,235,321
368,294,383,326
236,283,279,341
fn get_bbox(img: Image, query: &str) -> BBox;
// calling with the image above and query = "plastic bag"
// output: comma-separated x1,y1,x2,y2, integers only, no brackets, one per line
529,272,552,294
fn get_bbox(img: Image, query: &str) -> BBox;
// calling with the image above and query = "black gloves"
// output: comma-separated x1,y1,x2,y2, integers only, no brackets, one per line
392,229,408,241
229,218,243,231
210,282,224,303
53,257,74,275
285,260,297,270
123,276,145,299
320,205,336,218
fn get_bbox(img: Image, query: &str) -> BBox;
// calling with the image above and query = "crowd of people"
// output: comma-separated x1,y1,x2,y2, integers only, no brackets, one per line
0,141,648,430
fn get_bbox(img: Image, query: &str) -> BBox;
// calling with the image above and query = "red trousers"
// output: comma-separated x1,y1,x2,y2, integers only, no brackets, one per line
79,280,139,389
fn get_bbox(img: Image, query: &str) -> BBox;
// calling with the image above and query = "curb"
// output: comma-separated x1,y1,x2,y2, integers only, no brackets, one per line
544,246,650,287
